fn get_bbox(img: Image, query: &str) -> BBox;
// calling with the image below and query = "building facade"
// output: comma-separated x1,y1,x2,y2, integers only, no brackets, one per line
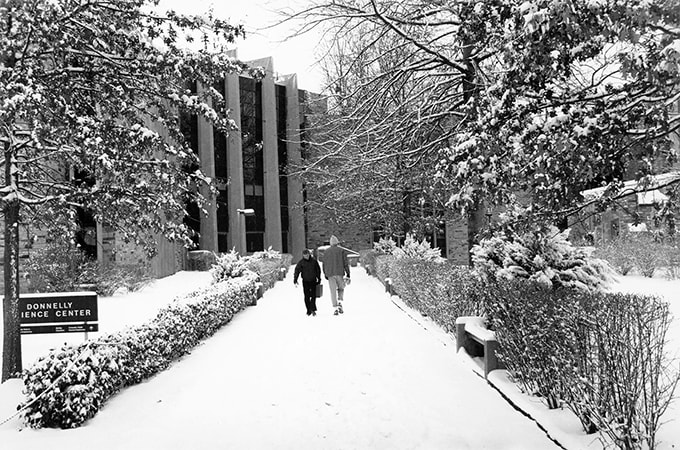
168,55,317,261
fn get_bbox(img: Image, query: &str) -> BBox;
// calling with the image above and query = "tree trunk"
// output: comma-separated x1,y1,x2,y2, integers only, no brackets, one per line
461,40,484,266
2,203,22,381
467,197,486,266
2,158,22,382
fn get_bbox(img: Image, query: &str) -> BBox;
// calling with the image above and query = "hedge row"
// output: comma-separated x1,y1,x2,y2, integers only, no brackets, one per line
371,253,484,332
245,253,293,290
485,280,676,449
369,253,678,449
19,253,293,429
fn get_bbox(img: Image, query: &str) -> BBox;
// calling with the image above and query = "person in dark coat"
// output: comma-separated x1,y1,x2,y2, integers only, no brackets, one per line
294,249,322,316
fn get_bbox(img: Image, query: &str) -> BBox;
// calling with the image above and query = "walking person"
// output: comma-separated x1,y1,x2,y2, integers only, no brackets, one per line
322,235,350,316
293,249,321,316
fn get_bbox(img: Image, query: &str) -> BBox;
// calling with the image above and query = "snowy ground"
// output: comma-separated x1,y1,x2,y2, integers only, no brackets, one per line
0,268,678,449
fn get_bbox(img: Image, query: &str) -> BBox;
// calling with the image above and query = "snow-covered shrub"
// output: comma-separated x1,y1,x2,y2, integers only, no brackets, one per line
486,280,679,448
243,252,293,290
210,250,247,283
485,280,582,411
250,246,282,260
359,249,379,275
373,236,398,255
25,239,151,296
628,233,671,277
374,254,396,285
20,272,259,428
95,264,152,296
594,232,672,278
593,236,636,275
392,233,443,261
471,226,615,291
389,259,484,332
572,292,678,450
24,239,99,293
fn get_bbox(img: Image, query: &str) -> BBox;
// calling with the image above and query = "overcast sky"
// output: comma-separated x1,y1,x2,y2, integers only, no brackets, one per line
158,0,325,92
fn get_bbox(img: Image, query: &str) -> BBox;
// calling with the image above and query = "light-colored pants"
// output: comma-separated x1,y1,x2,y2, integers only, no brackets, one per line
328,275,345,307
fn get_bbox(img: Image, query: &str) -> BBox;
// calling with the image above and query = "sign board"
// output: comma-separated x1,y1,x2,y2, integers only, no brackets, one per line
20,323,99,335
19,292,98,335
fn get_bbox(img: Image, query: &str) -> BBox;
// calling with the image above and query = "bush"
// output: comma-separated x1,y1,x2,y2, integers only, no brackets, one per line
392,233,443,261
359,249,380,275
593,236,637,275
594,232,675,278
485,279,679,448
243,253,293,291
20,248,293,429
95,264,152,296
20,272,259,429
373,237,398,255
364,251,679,449
374,255,395,285
471,225,615,291
210,250,248,283
485,280,583,411
24,240,99,293
25,239,151,296
389,259,484,332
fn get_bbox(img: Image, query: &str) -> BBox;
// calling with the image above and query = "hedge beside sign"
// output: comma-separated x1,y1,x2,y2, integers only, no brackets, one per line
19,292,98,335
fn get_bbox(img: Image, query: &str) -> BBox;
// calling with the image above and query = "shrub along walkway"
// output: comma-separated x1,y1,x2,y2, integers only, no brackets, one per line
2,267,560,449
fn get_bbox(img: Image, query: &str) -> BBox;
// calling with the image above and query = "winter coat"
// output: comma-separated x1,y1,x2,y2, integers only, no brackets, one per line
322,244,350,278
294,257,321,283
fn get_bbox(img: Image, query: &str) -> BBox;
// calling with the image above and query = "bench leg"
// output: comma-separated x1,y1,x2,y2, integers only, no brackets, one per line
484,340,503,378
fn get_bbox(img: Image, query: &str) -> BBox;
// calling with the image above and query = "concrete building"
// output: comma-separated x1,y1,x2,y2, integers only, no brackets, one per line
1,54,324,291
163,54,320,264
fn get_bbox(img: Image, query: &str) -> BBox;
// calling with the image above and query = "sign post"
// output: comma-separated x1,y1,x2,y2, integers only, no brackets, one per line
19,292,99,338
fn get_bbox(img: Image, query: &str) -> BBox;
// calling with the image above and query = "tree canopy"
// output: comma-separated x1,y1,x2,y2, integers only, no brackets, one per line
1,0,259,380
290,0,680,237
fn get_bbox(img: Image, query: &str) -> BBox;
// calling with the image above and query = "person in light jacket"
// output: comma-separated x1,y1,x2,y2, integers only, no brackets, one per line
322,235,350,316
294,249,321,316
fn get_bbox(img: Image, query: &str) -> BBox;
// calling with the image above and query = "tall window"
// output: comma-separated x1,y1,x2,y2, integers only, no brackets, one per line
213,78,228,181
179,80,200,248
213,78,229,252
276,84,289,253
240,76,264,252
72,169,97,258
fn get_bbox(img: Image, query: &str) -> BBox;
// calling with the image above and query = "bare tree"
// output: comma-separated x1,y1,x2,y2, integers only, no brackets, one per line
285,0,680,248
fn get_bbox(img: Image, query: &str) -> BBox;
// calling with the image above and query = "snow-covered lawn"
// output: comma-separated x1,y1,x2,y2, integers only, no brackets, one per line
0,268,678,449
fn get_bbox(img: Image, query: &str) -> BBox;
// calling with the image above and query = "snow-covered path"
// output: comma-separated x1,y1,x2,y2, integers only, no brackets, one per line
2,268,558,450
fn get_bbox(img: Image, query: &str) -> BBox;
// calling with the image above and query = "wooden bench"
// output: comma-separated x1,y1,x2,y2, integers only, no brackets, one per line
455,316,504,378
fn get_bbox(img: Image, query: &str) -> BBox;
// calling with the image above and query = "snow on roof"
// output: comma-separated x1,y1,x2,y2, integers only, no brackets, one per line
581,171,680,202
628,223,648,232
637,189,668,205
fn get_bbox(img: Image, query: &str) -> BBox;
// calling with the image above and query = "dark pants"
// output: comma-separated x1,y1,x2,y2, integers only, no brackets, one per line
302,281,317,314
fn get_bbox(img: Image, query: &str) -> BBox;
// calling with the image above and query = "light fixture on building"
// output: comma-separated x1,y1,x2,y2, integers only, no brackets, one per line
236,208,255,216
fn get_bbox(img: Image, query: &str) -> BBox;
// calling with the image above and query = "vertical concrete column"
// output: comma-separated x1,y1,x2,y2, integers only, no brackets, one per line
283,74,306,257
224,52,246,254
196,82,218,252
250,57,282,251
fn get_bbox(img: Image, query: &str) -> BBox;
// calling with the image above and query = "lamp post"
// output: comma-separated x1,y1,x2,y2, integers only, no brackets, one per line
236,208,255,254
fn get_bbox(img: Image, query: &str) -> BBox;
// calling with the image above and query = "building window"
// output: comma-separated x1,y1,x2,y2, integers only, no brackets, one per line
213,78,228,181
217,188,229,252
240,76,264,251
180,80,200,248
276,84,289,253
